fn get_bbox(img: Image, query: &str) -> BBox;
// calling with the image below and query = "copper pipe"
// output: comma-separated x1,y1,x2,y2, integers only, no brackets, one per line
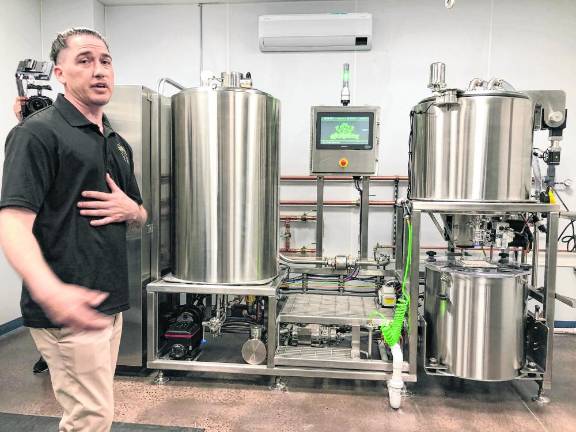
280,200,395,207
280,175,408,182
280,215,317,221
280,248,317,254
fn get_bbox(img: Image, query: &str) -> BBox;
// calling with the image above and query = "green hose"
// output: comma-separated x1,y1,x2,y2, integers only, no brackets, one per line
380,218,412,347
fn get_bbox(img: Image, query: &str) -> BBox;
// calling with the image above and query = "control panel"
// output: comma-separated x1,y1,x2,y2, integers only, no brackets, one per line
310,106,380,176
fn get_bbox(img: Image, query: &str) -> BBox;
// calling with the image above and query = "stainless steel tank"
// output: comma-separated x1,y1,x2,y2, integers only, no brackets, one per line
410,89,534,202
172,80,280,283
424,262,528,381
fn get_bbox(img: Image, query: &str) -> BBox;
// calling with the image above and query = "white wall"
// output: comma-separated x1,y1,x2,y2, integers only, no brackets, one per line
0,0,43,325
106,4,201,92
94,0,106,34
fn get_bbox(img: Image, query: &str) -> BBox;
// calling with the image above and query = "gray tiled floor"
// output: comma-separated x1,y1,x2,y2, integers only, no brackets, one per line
0,327,575,432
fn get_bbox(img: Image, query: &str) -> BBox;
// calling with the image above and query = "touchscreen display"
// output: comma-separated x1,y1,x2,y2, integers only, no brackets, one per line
317,113,373,149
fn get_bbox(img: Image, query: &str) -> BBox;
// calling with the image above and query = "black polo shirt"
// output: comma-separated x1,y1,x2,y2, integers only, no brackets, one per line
0,94,142,328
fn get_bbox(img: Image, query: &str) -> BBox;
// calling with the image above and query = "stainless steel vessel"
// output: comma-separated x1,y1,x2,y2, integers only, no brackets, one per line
424,262,528,381
410,90,534,202
172,83,280,283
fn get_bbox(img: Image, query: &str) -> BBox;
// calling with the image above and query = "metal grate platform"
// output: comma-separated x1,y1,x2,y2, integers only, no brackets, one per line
278,294,393,326
276,345,352,360
275,345,392,371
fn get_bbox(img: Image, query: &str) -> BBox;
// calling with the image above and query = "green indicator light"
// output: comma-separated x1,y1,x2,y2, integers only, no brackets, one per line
343,71,350,81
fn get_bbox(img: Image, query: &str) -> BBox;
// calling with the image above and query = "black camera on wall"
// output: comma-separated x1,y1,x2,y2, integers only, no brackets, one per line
15,59,54,119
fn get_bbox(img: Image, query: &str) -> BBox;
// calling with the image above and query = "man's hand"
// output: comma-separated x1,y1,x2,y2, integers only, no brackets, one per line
37,283,112,332
78,173,143,226
13,96,26,121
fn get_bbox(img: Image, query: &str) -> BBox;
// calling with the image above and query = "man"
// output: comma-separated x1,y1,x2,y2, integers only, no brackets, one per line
0,28,147,432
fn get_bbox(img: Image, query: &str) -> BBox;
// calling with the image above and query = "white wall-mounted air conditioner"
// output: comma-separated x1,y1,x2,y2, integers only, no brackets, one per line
258,13,372,52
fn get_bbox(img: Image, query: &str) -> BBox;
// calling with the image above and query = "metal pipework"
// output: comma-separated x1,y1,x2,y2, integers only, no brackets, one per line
486,78,515,91
560,211,576,220
280,247,317,255
280,214,317,222
532,223,540,290
280,175,408,182
279,253,327,266
221,71,242,87
467,78,485,90
280,200,395,207
278,253,388,269
428,62,446,91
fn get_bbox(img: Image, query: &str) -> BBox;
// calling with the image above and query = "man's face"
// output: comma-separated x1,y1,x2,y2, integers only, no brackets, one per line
54,34,114,107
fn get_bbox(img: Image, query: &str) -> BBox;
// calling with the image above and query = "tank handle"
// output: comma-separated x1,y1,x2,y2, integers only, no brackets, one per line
439,272,452,301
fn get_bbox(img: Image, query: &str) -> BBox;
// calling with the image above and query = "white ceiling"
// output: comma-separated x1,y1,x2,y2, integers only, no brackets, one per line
99,0,346,5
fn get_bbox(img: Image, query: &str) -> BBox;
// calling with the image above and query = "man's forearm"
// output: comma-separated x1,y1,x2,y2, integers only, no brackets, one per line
0,208,61,303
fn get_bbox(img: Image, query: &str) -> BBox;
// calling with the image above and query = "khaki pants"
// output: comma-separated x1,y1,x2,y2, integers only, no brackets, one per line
30,313,123,432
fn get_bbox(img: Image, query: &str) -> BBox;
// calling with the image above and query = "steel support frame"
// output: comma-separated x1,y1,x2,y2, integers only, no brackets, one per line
316,175,371,261
360,176,370,260
316,176,324,264
147,280,278,367
543,211,558,392
146,276,417,382
407,200,560,395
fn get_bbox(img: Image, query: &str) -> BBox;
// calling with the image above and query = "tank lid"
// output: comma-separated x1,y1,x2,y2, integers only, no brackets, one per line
200,70,254,89
417,64,530,106
416,88,529,106
461,89,529,99
425,260,530,276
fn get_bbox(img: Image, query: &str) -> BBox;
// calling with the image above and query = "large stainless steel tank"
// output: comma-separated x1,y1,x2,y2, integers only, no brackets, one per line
172,82,280,283
410,90,534,202
424,262,528,381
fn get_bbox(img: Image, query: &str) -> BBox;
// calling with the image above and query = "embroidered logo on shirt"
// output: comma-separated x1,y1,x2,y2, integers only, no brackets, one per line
116,143,130,165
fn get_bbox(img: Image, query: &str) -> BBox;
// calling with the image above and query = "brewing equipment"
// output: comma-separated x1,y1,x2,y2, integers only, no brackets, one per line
424,262,529,381
128,63,568,409
172,73,280,283
409,87,534,202
401,63,566,403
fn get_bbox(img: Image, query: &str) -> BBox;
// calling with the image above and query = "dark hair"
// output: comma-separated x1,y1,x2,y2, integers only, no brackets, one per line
50,28,109,64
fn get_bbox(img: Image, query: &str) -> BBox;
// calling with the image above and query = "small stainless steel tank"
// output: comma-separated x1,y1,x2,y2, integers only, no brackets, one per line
410,88,534,202
424,262,528,381
172,76,280,283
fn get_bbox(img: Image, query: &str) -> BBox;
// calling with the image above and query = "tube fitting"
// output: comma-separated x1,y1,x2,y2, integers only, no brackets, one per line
388,343,404,409
328,255,351,270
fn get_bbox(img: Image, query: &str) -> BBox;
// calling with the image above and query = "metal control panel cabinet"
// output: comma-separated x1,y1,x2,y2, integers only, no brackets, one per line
310,106,380,176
